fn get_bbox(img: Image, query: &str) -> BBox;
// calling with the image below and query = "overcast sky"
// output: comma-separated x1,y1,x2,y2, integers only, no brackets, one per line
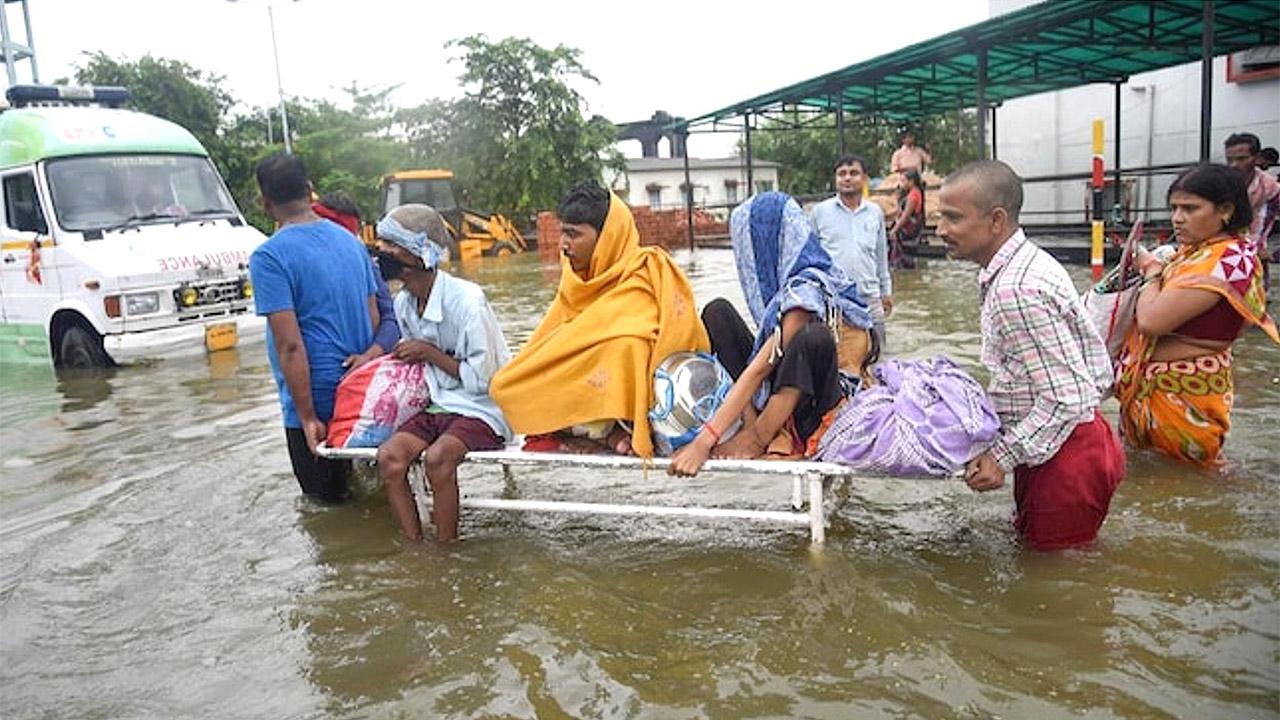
17,0,989,157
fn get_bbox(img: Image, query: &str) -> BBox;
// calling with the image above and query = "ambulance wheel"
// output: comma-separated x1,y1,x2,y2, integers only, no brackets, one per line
57,323,112,369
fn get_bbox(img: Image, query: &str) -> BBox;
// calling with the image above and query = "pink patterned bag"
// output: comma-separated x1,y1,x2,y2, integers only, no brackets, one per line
326,355,430,448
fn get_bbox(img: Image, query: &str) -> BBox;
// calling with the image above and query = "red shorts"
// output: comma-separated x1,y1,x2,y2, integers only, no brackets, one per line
398,411,504,452
1013,411,1125,551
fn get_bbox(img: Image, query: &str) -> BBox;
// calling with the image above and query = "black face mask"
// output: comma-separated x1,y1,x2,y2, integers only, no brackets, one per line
376,252,408,282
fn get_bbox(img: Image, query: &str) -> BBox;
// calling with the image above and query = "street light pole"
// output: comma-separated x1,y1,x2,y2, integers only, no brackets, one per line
266,3,292,154
228,0,294,153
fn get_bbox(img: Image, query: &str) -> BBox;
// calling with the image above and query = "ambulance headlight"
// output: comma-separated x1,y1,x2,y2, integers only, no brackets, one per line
125,292,160,316
176,285,199,307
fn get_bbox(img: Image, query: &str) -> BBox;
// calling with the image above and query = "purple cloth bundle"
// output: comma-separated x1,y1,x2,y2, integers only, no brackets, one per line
816,356,999,477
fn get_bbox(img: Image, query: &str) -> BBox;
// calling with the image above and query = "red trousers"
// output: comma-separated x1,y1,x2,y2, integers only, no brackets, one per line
1013,411,1125,550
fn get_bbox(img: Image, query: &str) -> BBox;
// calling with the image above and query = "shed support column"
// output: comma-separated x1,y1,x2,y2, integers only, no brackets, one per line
744,112,754,197
976,49,988,160
836,100,846,157
1114,80,1123,220
991,105,998,160
683,134,694,252
1199,1,1214,161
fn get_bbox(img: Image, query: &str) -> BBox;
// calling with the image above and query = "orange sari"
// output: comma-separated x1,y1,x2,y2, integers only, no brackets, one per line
1116,234,1279,465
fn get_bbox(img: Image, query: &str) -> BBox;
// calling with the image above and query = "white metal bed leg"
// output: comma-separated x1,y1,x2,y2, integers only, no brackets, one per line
409,461,432,531
501,463,516,499
807,472,825,545
792,475,804,510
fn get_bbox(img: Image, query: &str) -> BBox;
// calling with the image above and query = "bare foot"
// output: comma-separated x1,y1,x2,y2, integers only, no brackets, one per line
711,426,765,460
557,434,609,454
604,425,634,456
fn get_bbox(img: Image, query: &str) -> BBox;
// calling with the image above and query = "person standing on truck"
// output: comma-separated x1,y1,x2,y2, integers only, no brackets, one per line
890,129,932,175
249,154,381,504
311,190,400,368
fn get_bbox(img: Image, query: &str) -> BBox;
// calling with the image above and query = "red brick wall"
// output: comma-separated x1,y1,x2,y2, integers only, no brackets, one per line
535,211,562,257
535,205,728,253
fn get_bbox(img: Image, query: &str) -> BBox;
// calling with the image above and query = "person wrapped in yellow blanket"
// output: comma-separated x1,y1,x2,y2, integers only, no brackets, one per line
490,181,710,458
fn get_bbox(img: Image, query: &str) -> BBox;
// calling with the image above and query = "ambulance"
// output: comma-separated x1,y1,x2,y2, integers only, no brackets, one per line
0,84,267,368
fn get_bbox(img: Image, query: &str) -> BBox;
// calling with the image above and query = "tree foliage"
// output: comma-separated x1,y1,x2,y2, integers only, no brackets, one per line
403,35,623,224
70,36,621,232
748,109,981,196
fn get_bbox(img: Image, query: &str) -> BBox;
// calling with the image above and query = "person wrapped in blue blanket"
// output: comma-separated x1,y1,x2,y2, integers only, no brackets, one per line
669,192,876,477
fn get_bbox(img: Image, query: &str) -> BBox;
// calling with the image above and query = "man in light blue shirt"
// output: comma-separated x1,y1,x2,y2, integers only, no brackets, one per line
810,154,894,343
371,204,512,543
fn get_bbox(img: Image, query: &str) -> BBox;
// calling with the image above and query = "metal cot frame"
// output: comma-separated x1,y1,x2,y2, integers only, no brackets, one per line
317,445,855,545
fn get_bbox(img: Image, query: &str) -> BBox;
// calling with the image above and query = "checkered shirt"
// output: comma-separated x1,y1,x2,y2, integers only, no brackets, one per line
978,230,1113,470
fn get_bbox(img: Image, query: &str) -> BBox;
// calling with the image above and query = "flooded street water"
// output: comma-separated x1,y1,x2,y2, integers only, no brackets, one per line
2,248,1278,719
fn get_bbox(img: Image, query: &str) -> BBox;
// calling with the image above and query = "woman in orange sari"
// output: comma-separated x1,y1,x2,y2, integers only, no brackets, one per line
1117,164,1279,465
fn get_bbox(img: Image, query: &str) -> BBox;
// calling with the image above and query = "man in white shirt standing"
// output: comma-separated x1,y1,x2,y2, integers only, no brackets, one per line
811,154,893,344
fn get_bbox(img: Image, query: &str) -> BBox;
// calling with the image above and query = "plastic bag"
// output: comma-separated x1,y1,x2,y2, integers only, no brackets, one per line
326,355,430,448
1082,265,1142,361
1081,220,1147,361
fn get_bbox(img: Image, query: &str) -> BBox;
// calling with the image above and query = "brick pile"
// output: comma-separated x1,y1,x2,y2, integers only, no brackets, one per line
871,171,943,224
631,206,730,250
535,211,562,257
535,205,730,252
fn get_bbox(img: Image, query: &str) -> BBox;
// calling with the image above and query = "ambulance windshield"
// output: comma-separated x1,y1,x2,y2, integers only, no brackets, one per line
45,155,238,232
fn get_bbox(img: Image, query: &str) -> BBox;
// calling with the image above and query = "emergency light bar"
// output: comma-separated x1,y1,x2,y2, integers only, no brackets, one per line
4,85,131,109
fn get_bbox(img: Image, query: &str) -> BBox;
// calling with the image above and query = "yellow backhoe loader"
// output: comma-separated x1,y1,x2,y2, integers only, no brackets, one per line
376,170,526,260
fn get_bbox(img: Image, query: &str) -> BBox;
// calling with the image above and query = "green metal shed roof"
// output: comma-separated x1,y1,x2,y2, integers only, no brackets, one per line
0,106,207,168
679,0,1280,128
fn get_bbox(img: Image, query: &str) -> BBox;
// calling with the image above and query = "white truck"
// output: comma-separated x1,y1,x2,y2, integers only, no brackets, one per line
0,84,268,368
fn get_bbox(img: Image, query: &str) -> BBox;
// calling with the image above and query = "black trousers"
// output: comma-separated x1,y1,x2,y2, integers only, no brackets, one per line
701,298,842,441
285,427,352,504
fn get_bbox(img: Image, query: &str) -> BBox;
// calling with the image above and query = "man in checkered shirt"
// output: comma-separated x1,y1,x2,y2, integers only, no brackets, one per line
938,160,1125,550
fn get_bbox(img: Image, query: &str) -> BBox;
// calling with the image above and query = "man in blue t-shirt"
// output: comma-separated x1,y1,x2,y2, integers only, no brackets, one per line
249,153,379,503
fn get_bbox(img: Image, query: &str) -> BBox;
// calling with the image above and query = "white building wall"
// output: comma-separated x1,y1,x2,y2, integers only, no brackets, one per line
990,0,1280,223
995,59,1280,223
618,164,780,209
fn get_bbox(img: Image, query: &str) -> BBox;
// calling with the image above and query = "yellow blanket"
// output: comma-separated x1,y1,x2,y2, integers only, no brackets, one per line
490,194,710,457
